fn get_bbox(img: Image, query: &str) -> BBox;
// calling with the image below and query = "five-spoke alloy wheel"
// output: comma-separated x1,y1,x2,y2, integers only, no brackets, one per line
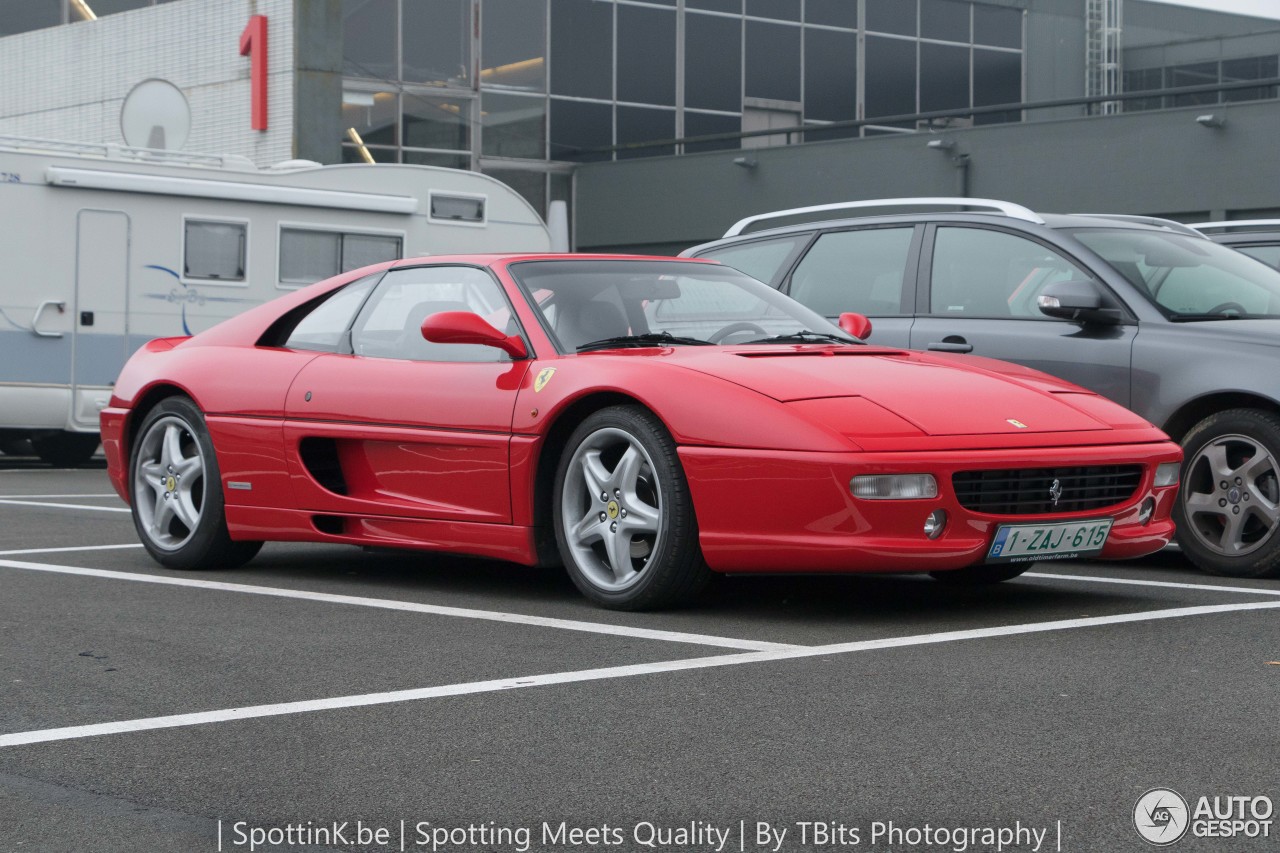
130,397,261,570
1176,409,1280,578
554,406,708,609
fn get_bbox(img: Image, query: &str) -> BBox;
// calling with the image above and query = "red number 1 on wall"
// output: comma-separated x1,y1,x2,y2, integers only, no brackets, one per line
240,15,268,130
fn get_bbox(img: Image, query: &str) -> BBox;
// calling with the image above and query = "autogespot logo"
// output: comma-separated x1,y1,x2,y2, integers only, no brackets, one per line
1135,788,1191,845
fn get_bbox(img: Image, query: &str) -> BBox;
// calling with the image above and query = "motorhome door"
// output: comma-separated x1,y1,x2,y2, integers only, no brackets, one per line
73,209,131,429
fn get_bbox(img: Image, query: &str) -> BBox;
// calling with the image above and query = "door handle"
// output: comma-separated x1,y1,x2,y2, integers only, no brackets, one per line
32,300,66,338
927,337,973,353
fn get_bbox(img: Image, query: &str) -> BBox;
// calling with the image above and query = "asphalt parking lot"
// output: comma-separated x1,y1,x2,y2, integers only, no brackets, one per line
1,458,1277,853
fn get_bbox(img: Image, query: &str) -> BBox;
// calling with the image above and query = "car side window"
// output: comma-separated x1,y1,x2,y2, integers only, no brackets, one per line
695,235,807,284
929,227,1091,319
350,266,513,362
788,227,913,317
281,274,379,352
1238,245,1280,272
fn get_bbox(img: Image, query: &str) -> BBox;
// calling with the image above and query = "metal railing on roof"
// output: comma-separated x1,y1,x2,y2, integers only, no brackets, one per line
725,198,1044,237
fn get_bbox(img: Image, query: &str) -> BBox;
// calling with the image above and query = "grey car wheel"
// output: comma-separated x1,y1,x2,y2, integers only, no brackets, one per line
130,397,262,570
1175,409,1280,578
553,405,709,610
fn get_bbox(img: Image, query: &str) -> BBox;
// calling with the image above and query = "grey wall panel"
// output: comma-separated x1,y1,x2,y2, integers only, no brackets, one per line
574,100,1280,252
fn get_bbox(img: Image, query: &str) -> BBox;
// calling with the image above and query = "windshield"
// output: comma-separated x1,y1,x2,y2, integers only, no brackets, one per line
1072,229,1280,319
507,259,858,353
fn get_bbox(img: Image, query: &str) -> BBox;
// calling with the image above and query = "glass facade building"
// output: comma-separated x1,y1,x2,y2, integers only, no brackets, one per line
338,0,1026,217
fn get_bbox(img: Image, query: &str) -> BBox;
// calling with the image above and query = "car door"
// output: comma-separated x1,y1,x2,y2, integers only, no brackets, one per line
908,224,1137,407
779,225,921,347
282,264,532,523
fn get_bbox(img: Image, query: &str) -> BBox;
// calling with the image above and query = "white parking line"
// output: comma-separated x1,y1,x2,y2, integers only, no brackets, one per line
4,599,1277,748
1026,571,1280,597
0,499,129,513
0,544,144,557
0,494,118,499
0,559,800,653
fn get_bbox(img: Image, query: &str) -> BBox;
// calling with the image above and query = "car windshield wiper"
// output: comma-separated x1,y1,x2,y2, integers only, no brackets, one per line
1167,313,1248,322
740,330,858,345
576,331,713,352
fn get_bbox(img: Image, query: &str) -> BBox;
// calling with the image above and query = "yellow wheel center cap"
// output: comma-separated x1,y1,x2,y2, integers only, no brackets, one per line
166,476,177,492
606,500,620,520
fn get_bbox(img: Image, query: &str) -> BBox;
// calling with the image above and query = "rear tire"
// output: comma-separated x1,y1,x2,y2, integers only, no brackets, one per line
1174,408,1280,578
129,397,262,570
553,405,709,610
930,563,1030,585
32,432,100,467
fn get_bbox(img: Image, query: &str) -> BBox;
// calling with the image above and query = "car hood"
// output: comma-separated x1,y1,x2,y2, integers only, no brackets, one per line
660,345,1121,438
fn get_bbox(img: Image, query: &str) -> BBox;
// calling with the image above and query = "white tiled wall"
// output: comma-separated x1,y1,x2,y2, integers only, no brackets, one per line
0,0,295,166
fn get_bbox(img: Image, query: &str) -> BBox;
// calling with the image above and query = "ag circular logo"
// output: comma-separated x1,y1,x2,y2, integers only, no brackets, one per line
1135,788,1190,845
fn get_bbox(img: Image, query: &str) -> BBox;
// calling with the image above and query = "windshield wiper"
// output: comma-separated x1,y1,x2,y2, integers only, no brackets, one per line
1167,313,1247,322
740,330,858,345
576,331,713,352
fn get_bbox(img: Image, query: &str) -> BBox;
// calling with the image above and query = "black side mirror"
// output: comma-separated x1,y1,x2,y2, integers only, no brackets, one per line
1037,280,1122,325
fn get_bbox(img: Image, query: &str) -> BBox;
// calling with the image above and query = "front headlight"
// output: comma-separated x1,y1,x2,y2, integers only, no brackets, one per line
1154,462,1181,488
850,473,938,500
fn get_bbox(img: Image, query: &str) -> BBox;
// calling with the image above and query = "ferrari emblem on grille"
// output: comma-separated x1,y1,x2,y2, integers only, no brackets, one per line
1007,419,1028,429
1049,478,1063,507
534,367,556,393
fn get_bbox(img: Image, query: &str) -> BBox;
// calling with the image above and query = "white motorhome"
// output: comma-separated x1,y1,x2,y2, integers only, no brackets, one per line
0,136,554,466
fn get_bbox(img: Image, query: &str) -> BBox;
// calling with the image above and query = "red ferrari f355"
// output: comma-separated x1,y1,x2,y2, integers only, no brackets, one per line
103,255,1181,609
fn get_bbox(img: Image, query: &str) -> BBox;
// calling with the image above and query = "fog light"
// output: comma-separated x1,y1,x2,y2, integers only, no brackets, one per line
924,509,947,539
1154,462,1180,488
850,474,938,500
1138,497,1155,525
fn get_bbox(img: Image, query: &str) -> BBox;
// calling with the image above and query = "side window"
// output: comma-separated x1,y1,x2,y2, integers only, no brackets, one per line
929,227,1091,319
695,235,807,285
1238,245,1280,272
184,219,246,283
350,266,513,362
279,227,403,287
281,275,379,352
789,227,913,317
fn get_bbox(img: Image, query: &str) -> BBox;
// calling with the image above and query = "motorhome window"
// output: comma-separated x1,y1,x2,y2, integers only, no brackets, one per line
184,220,246,282
279,228,403,286
281,275,379,352
429,194,486,223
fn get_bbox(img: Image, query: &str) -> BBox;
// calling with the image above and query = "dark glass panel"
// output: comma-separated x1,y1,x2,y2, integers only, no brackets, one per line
684,111,742,153
746,0,800,21
342,89,398,146
402,150,471,169
921,0,969,43
865,36,917,118
866,0,916,35
618,4,676,106
686,12,742,112
1123,67,1164,112
973,47,1021,124
484,169,547,218
482,92,547,158
805,0,857,28
745,20,801,102
1169,61,1219,107
804,27,857,122
403,93,470,151
481,0,547,92
550,0,613,99
549,98,612,162
1223,55,1278,103
974,4,1021,48
342,0,397,79
341,144,399,163
687,0,740,11
402,0,471,86
920,42,969,113
616,106,676,159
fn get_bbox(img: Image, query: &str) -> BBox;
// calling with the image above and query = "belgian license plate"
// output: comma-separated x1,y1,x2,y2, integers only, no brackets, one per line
987,519,1113,563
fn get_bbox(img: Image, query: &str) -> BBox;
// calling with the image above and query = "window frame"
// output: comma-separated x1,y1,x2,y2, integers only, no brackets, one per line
275,222,406,290
181,215,250,287
427,191,490,228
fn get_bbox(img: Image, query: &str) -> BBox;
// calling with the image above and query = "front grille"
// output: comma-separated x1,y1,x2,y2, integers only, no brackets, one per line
952,465,1142,515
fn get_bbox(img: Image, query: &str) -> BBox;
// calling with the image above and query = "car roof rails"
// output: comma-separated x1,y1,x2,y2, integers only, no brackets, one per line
1069,214,1203,237
723,197,1044,237
1189,219,1280,233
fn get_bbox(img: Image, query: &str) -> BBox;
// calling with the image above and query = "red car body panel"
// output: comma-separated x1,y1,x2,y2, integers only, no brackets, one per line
102,254,1182,576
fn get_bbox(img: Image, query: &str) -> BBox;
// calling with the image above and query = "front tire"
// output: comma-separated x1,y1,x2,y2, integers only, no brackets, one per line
553,405,709,610
130,397,261,570
1175,408,1280,578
